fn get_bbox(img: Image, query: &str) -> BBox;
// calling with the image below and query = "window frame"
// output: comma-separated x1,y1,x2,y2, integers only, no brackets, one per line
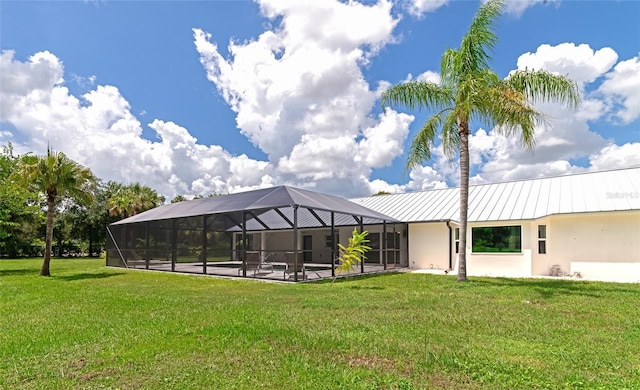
471,225,522,254
537,225,547,254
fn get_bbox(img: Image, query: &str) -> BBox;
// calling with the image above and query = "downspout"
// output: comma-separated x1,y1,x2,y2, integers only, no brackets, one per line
446,221,453,271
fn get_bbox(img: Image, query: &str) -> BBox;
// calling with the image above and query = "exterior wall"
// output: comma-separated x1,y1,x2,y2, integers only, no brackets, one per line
544,211,640,282
260,229,333,263
405,211,640,283
408,222,451,270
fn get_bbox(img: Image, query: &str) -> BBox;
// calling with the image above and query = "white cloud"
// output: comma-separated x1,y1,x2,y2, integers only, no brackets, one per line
403,43,638,190
2,0,410,200
457,44,638,184
501,0,559,17
0,50,274,200
406,165,449,190
368,179,406,195
598,56,640,124
516,43,618,86
194,0,409,196
406,0,448,18
588,143,640,171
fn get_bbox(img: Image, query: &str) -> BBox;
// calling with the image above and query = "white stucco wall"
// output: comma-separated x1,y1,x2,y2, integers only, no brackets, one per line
545,211,640,282
408,222,451,270
405,211,639,282
465,250,532,277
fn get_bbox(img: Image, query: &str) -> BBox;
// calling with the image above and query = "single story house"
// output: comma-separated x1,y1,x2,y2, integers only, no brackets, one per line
106,167,639,283
352,167,640,283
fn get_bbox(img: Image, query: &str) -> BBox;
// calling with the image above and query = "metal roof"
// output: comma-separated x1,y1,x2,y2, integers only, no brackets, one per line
111,185,398,227
351,167,640,223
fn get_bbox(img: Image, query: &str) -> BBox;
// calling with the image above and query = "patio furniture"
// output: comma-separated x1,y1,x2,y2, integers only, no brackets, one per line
284,252,307,280
238,251,273,277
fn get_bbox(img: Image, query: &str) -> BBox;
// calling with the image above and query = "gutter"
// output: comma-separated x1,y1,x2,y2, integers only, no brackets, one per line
446,221,453,271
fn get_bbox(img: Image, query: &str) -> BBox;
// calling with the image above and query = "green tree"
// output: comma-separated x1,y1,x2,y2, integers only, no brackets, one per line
0,143,43,257
107,182,164,220
19,148,97,276
171,194,187,203
381,0,580,281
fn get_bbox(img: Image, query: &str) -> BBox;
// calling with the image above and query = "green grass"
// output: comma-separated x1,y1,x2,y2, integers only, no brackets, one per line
1,259,639,389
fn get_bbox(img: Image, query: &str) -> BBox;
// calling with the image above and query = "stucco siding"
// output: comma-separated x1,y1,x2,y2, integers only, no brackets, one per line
408,222,450,270
547,211,640,281
466,250,532,277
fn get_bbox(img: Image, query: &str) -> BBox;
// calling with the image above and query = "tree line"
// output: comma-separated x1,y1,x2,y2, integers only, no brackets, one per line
0,143,166,269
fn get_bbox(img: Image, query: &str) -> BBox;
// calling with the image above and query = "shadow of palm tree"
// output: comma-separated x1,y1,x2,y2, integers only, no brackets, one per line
56,272,123,281
469,277,639,299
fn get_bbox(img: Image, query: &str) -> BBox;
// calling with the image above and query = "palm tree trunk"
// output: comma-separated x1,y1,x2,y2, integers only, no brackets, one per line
458,120,470,282
41,195,56,276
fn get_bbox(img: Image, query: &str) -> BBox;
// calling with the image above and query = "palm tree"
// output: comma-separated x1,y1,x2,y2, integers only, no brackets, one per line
20,149,96,276
107,182,164,220
381,0,580,281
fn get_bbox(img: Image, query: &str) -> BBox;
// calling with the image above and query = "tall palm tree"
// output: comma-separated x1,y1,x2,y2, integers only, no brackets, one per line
381,0,580,281
20,149,96,276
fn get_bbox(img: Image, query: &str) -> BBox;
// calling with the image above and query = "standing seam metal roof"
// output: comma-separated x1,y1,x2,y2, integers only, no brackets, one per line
351,167,640,223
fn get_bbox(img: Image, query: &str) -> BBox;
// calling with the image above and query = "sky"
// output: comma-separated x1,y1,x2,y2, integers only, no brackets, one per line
1,0,639,200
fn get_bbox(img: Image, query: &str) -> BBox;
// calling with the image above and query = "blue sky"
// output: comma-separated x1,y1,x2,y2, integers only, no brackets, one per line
1,0,639,199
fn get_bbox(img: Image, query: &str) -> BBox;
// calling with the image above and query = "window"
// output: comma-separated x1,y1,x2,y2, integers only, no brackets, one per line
472,226,521,253
454,228,460,254
325,234,338,248
538,225,546,254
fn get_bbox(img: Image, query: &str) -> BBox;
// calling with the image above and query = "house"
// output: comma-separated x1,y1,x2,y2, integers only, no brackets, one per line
351,167,640,283
106,167,639,283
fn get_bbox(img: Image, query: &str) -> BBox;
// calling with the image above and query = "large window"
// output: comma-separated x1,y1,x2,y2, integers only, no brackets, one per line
472,226,521,253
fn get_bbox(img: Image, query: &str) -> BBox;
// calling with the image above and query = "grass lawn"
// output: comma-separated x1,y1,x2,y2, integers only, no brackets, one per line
1,259,639,389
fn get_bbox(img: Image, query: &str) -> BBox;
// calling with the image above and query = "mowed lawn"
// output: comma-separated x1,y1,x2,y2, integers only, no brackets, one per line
1,259,639,389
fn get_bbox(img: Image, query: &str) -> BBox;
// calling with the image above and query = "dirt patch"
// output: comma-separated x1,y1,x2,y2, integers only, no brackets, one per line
347,355,396,371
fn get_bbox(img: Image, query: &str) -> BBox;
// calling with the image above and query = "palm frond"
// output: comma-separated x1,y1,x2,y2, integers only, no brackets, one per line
334,229,371,279
440,48,458,87
458,0,504,74
406,113,444,169
381,81,452,113
479,84,543,150
506,69,581,109
441,110,461,159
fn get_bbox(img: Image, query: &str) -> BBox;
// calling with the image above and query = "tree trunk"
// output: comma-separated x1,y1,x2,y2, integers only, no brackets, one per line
41,194,56,276
457,120,470,282
88,227,93,257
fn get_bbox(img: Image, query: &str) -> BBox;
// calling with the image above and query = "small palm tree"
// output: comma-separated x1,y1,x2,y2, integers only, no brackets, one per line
333,228,371,283
20,148,96,276
381,0,580,281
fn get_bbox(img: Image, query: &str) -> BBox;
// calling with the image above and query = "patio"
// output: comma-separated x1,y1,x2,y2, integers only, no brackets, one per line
106,186,405,282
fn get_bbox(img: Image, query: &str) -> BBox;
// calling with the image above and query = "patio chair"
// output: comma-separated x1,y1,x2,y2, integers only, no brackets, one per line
238,251,273,277
284,252,307,280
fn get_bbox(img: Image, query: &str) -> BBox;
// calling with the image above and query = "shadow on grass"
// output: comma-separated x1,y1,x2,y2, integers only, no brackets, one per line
320,271,402,286
0,268,36,276
469,277,639,299
348,285,385,290
55,272,123,281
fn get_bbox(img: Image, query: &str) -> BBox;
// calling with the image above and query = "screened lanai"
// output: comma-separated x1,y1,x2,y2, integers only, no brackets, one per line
106,186,405,282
